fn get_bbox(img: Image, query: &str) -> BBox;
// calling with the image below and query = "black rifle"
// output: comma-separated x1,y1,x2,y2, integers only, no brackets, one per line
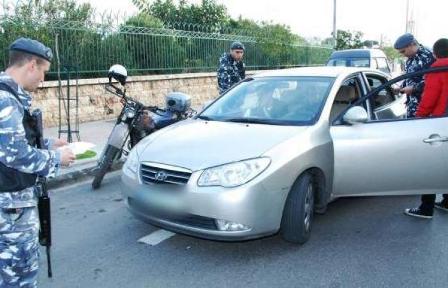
33,109,52,278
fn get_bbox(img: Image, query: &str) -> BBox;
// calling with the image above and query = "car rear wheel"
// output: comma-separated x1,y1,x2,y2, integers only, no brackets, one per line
280,172,315,244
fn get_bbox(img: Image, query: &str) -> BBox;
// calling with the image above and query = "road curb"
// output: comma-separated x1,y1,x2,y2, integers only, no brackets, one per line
47,160,124,190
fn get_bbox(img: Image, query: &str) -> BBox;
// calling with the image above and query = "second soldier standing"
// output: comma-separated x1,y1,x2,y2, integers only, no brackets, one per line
217,41,246,95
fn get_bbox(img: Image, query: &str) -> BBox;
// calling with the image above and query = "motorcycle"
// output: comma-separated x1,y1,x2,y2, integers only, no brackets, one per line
92,64,196,189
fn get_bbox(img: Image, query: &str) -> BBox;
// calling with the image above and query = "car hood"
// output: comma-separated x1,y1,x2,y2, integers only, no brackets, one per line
138,119,308,171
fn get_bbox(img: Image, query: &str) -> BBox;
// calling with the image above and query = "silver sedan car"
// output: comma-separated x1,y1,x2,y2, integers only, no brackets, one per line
121,66,448,244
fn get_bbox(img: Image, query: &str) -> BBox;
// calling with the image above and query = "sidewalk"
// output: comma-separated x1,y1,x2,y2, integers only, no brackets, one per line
44,119,120,188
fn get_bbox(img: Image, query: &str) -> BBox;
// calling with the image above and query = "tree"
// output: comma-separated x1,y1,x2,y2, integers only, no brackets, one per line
132,0,229,31
225,17,314,67
124,12,164,28
0,0,96,77
121,13,188,74
362,40,379,48
321,37,335,47
334,29,363,50
382,46,401,61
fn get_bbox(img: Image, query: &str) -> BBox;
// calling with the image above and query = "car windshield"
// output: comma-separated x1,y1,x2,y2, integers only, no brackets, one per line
327,58,370,68
199,76,335,125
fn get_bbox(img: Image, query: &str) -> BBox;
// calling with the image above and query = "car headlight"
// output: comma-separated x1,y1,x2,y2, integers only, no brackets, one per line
123,147,139,175
197,157,271,188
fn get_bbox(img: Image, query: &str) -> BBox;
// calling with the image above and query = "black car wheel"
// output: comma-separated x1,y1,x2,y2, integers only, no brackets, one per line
280,172,315,244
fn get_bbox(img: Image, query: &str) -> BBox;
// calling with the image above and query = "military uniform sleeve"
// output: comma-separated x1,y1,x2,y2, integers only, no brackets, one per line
217,56,232,94
0,95,59,177
414,49,436,95
237,61,245,80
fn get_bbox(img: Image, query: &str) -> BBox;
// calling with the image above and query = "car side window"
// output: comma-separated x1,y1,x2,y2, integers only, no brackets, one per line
350,58,370,68
375,57,391,73
364,74,407,121
328,59,347,66
366,74,395,109
330,77,362,122
371,58,379,70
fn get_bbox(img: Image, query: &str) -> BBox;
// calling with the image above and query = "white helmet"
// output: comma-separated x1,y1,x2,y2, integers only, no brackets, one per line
108,64,127,85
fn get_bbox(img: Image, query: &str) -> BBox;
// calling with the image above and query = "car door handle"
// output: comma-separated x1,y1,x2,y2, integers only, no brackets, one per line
423,136,448,143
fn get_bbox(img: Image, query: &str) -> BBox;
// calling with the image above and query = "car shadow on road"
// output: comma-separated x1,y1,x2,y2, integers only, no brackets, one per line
153,195,439,259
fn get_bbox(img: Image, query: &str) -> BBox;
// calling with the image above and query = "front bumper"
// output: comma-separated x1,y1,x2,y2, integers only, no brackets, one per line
120,164,288,241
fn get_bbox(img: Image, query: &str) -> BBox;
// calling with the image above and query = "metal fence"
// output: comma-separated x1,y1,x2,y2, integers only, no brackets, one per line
0,16,333,79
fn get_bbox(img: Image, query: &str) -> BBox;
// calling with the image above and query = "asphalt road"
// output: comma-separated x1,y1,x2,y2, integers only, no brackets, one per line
39,172,448,288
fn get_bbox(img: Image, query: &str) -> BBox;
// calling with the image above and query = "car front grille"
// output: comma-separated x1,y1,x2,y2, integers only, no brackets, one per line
128,198,218,230
140,162,192,185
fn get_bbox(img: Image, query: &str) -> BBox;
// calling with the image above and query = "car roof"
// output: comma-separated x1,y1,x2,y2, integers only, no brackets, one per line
329,48,387,58
253,66,372,78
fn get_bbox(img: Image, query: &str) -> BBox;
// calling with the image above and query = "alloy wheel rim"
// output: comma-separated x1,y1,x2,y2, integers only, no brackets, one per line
304,183,314,232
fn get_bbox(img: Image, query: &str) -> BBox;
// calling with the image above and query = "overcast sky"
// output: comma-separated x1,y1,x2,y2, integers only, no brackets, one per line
80,0,445,46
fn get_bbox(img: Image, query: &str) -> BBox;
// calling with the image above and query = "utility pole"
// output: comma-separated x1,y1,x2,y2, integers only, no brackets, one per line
405,0,409,33
333,0,337,48
405,0,415,34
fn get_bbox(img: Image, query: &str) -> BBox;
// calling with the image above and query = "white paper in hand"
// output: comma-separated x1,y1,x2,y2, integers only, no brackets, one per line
65,142,95,155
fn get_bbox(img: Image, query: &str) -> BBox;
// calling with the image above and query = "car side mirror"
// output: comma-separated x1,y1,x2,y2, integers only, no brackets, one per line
343,106,368,124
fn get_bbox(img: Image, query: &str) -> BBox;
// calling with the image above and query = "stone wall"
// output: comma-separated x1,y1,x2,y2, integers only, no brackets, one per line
33,72,223,128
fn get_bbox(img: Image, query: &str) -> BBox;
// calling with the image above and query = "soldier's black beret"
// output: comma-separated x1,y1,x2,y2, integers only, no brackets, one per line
9,37,53,62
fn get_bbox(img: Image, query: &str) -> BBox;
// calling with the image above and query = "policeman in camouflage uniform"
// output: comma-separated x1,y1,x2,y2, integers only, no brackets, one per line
394,33,435,118
217,41,246,95
0,38,75,287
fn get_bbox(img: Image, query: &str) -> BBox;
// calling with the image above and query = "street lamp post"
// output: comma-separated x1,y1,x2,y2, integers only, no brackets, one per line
333,0,337,48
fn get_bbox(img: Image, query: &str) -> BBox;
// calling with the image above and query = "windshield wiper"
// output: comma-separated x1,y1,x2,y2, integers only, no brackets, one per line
223,118,278,125
196,115,215,121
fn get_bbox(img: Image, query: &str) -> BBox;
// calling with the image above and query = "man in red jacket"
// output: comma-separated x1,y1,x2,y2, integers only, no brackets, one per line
405,38,448,219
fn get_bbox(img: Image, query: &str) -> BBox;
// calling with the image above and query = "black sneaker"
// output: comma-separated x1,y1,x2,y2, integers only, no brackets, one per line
435,201,448,212
404,207,433,219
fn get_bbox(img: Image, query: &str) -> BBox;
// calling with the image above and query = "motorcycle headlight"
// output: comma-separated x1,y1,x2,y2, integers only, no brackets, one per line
123,147,139,176
197,157,271,188
126,109,136,119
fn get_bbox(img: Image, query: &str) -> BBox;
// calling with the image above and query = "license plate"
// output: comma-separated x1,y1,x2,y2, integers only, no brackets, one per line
150,194,183,212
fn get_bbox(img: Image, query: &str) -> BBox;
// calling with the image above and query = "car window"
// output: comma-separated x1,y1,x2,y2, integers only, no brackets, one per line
350,58,370,68
357,75,404,122
327,59,347,67
337,67,448,124
366,74,394,107
364,73,405,120
330,77,363,122
327,58,370,68
200,76,335,125
375,57,391,73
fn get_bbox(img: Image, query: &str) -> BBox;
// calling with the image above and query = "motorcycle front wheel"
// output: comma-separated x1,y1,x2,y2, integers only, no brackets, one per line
92,144,121,190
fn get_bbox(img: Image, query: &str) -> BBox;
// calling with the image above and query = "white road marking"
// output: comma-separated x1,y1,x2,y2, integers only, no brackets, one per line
138,229,176,246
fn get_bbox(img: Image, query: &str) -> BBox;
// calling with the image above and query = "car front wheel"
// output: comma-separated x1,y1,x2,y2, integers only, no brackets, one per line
280,172,315,244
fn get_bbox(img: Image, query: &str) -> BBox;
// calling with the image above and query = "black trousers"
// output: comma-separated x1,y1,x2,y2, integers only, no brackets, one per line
420,194,448,212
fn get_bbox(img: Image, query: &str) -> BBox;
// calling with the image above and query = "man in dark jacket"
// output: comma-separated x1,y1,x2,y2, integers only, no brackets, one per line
404,38,448,218
217,41,246,94
394,33,435,118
